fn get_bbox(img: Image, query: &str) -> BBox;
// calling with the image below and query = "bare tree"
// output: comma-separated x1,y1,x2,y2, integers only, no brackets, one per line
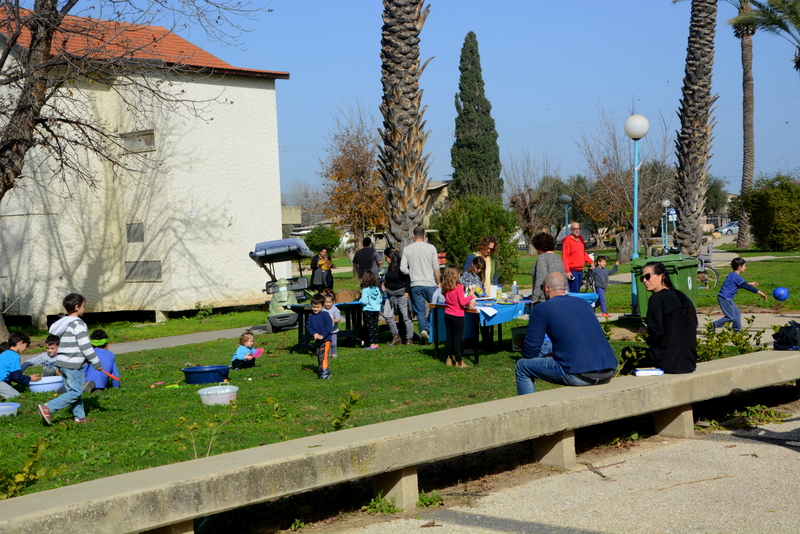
0,1,268,340
283,180,328,226
504,151,565,254
575,108,676,262
319,103,387,247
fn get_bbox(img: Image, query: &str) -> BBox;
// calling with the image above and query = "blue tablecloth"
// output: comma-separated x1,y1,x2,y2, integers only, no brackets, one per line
429,300,530,343
429,293,599,343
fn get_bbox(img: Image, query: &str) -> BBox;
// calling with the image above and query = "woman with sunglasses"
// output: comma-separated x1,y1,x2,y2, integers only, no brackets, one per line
638,261,698,374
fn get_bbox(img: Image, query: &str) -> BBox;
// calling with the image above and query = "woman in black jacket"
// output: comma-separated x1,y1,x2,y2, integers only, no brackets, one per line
638,261,698,373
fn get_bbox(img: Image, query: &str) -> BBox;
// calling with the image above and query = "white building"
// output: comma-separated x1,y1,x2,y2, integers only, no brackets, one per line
0,18,289,326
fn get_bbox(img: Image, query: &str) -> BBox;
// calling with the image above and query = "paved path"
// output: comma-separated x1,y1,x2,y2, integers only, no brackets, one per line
111,324,268,355
337,414,800,533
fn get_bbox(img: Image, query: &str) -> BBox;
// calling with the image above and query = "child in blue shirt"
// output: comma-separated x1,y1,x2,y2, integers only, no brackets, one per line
713,258,767,331
1,332,41,399
86,330,121,390
231,330,257,370
359,270,382,350
306,293,333,379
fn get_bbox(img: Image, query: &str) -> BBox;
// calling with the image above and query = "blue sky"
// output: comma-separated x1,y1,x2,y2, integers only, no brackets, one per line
194,0,800,195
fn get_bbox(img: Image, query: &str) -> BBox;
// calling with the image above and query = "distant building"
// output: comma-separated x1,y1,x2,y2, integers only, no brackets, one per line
423,181,449,227
0,16,289,326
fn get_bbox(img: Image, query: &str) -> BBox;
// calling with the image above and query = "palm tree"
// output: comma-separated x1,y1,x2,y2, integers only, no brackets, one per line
726,0,756,249
675,0,719,256
731,0,800,72
377,0,433,250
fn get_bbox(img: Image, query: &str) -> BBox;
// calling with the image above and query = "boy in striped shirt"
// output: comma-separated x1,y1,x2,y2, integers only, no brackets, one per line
38,293,103,425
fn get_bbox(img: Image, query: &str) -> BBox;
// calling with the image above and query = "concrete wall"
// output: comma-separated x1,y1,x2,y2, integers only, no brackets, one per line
0,71,287,325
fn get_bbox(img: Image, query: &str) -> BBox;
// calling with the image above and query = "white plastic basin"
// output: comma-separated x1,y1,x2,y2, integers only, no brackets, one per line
197,384,239,406
29,375,63,393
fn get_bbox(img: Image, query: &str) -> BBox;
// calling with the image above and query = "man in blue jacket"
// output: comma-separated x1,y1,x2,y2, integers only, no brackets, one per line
516,272,617,395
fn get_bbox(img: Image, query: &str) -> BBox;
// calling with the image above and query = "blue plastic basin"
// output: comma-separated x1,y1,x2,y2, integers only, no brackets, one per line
181,365,230,385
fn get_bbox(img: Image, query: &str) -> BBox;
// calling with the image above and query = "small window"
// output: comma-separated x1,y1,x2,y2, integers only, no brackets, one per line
125,261,162,281
122,131,155,152
127,223,144,243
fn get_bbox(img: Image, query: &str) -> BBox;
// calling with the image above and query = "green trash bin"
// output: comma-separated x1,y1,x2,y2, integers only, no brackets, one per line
630,254,699,318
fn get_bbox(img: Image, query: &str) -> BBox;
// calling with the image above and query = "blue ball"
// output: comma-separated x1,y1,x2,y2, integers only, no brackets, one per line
773,287,790,301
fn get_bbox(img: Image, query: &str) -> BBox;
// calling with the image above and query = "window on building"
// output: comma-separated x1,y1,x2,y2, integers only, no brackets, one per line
122,130,155,152
125,261,162,281
126,223,144,243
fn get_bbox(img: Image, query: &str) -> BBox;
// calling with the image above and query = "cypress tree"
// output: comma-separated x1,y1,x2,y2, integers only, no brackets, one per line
450,31,502,203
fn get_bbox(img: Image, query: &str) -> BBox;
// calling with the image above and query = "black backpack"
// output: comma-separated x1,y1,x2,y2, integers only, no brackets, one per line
772,320,800,350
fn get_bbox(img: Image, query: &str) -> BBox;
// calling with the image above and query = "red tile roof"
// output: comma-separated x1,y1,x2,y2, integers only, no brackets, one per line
4,10,288,80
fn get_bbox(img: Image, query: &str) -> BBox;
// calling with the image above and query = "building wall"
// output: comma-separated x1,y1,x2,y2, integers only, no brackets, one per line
0,71,287,325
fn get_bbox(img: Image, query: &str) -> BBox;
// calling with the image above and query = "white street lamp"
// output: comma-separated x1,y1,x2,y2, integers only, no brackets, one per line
661,199,671,251
624,114,649,316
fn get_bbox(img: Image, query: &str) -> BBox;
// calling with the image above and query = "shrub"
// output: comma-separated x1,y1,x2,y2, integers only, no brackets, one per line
429,196,519,284
742,173,800,251
303,225,341,257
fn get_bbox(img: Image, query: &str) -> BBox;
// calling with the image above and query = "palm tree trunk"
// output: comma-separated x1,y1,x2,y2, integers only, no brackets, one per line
378,0,433,250
675,0,718,256
736,23,755,249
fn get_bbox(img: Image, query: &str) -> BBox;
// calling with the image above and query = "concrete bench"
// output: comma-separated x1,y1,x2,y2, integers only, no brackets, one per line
1,349,799,534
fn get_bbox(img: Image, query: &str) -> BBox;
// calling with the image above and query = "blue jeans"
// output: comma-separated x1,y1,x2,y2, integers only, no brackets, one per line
515,355,595,395
410,285,436,336
47,367,86,419
714,296,742,331
597,286,607,313
568,270,582,293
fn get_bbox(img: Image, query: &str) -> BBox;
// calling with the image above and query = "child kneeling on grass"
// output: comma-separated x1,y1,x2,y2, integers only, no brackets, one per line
20,334,60,377
38,293,103,425
0,332,41,399
86,330,121,390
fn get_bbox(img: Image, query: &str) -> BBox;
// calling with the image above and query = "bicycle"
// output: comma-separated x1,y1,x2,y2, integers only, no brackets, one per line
697,260,719,290
580,265,595,293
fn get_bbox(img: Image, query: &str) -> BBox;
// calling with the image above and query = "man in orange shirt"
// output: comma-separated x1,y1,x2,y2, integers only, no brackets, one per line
562,223,594,293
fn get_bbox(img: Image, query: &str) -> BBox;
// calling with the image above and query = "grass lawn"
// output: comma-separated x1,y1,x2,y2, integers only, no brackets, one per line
5,320,613,497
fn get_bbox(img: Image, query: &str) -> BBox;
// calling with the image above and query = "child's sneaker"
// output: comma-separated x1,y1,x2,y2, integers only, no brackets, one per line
319,370,332,380
37,404,52,426
602,313,612,318
74,417,89,423
331,354,338,359
83,380,95,393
